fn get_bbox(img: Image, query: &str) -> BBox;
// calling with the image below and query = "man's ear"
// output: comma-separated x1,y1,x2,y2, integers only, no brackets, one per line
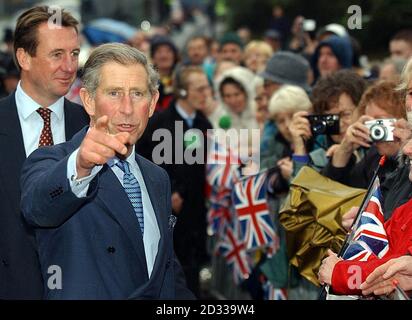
15,48,30,71
148,90,159,118
79,88,96,118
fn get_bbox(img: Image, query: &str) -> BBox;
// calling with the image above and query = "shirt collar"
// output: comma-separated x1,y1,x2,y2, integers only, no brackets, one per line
107,145,138,169
175,103,196,121
15,81,65,120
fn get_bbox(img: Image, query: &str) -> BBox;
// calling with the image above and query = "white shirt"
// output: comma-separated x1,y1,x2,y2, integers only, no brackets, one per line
176,103,196,127
15,81,66,157
67,146,160,277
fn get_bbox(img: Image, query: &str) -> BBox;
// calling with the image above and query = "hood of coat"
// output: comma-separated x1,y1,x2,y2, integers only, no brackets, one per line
214,66,259,130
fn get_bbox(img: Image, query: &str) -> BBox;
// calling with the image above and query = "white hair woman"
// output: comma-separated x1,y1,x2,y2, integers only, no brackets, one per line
261,85,312,170
259,85,315,300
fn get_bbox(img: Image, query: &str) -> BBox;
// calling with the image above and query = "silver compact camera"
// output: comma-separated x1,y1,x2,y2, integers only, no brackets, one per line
364,118,396,142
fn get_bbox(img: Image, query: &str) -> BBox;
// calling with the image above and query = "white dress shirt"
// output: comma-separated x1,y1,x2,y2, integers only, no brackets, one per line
15,81,66,157
67,146,160,277
176,103,196,127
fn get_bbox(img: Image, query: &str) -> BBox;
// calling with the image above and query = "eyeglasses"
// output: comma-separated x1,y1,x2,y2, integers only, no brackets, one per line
328,109,354,120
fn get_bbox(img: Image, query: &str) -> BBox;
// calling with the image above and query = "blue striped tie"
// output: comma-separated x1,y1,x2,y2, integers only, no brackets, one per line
116,160,144,235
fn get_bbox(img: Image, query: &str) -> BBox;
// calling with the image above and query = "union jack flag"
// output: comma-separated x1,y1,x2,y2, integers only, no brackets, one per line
215,222,251,284
207,192,233,236
263,281,288,300
206,136,241,235
342,177,389,261
232,171,276,250
206,136,240,194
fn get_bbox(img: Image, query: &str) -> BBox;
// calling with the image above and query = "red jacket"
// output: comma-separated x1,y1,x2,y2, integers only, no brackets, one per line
332,198,412,295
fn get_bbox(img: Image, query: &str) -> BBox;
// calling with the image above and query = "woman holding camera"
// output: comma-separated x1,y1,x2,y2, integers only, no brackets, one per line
323,81,409,215
289,70,367,176
318,136,412,296
259,85,318,299
262,85,313,201
329,60,412,224
318,51,412,299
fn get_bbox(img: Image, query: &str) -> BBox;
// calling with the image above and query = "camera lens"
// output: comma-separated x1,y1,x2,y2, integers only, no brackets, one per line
312,121,326,134
370,125,386,141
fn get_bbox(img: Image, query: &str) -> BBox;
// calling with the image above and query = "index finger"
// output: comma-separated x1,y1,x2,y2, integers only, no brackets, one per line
95,115,109,132
327,249,337,258
294,111,309,120
365,263,387,284
96,132,128,156
383,260,405,279
114,132,130,146
395,118,408,128
361,281,382,295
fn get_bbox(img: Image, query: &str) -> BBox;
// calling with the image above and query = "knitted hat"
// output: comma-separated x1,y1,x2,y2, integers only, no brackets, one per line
313,35,353,69
259,51,310,92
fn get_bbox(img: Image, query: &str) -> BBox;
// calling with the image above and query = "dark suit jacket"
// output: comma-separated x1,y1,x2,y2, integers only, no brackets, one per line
0,92,89,299
20,128,194,300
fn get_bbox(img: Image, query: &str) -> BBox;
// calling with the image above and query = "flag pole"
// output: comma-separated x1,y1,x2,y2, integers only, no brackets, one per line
391,279,410,300
318,155,386,300
337,155,386,257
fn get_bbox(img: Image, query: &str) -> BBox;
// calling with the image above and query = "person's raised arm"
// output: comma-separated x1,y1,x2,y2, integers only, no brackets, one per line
289,111,312,155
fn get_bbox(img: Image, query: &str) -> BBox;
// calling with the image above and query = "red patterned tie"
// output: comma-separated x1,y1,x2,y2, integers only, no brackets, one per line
37,107,54,147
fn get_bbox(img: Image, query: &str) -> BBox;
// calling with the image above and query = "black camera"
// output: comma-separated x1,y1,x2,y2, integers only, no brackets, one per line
307,114,340,135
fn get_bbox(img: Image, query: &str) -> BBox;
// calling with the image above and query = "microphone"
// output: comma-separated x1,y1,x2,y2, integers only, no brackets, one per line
218,115,231,129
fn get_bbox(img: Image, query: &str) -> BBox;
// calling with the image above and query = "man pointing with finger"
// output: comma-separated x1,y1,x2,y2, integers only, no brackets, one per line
20,43,194,299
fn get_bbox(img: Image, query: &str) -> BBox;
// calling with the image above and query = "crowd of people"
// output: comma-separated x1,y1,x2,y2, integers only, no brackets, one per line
1,3,412,300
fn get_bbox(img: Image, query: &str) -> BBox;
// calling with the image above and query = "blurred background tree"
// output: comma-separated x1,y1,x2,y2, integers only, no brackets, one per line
2,0,412,59
222,0,412,58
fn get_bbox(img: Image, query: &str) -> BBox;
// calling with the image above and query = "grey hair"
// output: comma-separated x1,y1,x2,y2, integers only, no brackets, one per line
82,43,159,97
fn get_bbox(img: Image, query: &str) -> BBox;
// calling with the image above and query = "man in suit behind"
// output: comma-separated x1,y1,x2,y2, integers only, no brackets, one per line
137,66,213,297
0,6,89,299
20,43,194,299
